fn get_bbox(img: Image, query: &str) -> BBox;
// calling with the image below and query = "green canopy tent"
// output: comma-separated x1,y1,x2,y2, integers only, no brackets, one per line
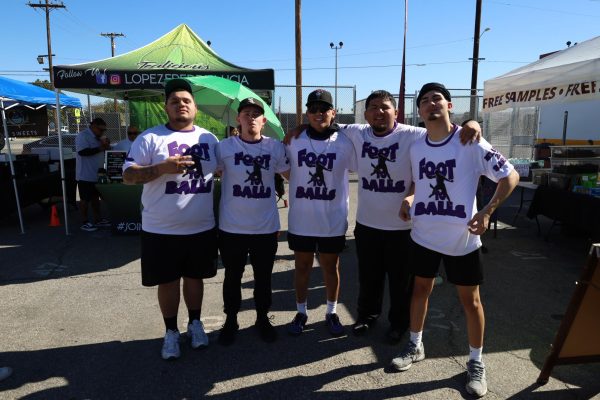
53,24,275,137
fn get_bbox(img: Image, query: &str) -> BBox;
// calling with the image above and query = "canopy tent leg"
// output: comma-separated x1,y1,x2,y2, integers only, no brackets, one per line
0,99,25,234
55,90,70,235
508,106,518,158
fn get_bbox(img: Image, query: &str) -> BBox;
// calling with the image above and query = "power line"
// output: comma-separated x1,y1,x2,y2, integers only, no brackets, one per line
274,59,528,72
488,1,600,18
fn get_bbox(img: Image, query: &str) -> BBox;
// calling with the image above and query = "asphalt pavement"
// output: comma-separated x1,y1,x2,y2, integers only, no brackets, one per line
0,180,599,399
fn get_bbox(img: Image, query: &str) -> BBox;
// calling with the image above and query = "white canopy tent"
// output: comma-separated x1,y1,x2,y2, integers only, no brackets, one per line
483,36,600,113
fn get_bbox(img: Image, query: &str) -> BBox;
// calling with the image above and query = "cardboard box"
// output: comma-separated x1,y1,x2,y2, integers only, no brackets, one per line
532,169,551,186
548,172,571,190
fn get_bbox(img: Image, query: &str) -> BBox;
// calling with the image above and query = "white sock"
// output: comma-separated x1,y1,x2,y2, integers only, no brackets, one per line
469,345,483,362
296,302,307,315
326,300,337,315
410,331,423,347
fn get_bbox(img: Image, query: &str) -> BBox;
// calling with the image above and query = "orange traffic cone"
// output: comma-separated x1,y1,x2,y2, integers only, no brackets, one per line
49,204,61,227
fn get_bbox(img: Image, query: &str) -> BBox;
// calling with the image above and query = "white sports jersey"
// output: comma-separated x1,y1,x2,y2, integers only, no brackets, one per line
342,122,426,230
216,135,289,234
409,126,514,256
123,124,218,235
286,129,356,237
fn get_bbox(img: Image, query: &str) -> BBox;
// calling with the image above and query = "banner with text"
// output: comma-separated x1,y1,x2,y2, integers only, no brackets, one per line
482,79,600,112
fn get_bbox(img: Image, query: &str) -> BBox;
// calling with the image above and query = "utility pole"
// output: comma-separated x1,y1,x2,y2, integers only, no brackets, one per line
28,0,66,89
100,32,125,57
101,32,125,111
469,0,483,120
295,0,303,126
397,0,408,123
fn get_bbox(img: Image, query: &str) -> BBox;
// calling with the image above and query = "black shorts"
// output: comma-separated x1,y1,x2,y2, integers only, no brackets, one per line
141,228,218,286
287,232,346,254
409,238,483,286
77,181,100,202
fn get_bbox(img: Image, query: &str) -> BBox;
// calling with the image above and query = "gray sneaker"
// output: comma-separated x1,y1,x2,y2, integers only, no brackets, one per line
390,341,425,371
466,360,488,397
161,329,181,360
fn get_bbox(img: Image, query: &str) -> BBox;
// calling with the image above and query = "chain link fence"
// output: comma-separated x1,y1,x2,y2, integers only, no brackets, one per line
355,89,479,126
273,85,356,132
482,107,538,159
355,88,535,159
33,87,535,161
51,108,129,144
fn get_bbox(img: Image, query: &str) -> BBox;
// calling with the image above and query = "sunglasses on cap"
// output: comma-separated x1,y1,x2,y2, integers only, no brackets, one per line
127,131,139,136
307,104,332,114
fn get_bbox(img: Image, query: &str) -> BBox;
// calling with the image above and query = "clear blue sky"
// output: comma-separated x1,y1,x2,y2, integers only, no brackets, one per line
2,0,599,103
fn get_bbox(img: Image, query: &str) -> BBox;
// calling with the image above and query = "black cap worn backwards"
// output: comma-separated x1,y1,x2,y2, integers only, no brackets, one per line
416,82,452,108
164,78,193,99
237,97,265,114
306,89,334,108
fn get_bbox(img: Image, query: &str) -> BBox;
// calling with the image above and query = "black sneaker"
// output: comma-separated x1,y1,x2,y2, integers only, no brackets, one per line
386,325,408,344
256,314,278,343
218,316,239,346
325,313,345,337
287,312,308,336
352,316,377,336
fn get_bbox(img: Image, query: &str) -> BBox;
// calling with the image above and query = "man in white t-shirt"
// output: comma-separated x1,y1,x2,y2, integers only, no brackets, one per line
123,78,219,360
75,117,112,231
284,91,481,343
391,82,519,398
216,97,290,345
113,126,140,153
285,89,356,337
342,91,425,343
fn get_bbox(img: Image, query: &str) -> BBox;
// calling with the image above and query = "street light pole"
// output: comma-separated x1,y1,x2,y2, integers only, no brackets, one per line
330,41,343,111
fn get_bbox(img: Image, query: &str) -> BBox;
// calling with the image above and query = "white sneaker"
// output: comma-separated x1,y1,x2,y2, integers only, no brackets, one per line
187,319,209,349
0,366,12,381
80,222,98,232
466,360,488,397
390,341,425,371
161,329,181,360
95,218,111,228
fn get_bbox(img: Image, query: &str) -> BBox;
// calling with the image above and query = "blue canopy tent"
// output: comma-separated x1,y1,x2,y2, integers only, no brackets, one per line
0,76,82,108
0,76,81,234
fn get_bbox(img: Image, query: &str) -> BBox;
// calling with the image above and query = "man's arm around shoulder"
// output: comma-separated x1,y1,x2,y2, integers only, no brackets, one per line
123,155,194,185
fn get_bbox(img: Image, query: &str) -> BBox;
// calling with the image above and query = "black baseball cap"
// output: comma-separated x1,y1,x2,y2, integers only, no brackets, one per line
90,117,106,126
306,89,334,108
164,78,193,99
237,97,265,114
416,82,452,108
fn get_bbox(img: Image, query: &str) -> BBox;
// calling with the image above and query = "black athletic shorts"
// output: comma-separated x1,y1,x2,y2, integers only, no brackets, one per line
409,238,483,286
77,181,100,202
141,228,218,286
287,232,346,254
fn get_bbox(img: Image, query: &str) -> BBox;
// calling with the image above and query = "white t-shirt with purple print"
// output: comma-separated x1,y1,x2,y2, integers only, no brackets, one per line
216,135,289,234
409,126,514,256
123,124,219,235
